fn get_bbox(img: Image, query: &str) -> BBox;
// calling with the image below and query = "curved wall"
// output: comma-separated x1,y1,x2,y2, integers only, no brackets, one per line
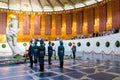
0,0,114,42
0,33,120,57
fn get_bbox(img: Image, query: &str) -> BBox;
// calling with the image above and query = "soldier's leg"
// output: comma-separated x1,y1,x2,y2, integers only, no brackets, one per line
58,56,61,67
62,56,64,68
48,55,51,65
31,57,33,68
35,53,38,63
33,55,36,63
34,56,37,63
49,55,52,65
60,56,64,68
42,58,44,71
38,57,41,71
61,62,63,68
39,57,44,71
29,54,33,69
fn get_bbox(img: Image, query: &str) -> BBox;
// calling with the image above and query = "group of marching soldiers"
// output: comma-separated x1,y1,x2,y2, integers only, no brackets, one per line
28,39,65,72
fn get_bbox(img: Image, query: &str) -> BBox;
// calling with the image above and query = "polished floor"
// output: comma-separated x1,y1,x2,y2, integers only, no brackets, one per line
0,59,120,80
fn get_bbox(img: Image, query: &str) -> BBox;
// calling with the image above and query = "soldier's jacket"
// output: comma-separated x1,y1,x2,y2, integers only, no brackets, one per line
48,45,53,56
38,45,45,57
58,45,64,56
28,45,33,55
33,45,39,57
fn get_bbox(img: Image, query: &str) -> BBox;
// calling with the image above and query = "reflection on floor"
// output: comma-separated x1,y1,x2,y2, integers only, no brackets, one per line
0,59,120,80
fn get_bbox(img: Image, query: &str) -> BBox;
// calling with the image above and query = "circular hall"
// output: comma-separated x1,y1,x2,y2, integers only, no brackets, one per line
0,0,120,80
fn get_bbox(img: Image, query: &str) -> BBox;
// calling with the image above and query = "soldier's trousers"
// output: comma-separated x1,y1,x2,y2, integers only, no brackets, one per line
58,55,64,68
28,54,33,68
39,57,44,71
34,56,37,63
48,55,52,65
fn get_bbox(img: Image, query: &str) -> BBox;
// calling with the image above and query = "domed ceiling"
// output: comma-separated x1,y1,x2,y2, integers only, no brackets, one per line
0,0,103,12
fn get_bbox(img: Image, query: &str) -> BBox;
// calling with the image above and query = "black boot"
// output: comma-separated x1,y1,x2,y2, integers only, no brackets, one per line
34,59,37,63
49,61,52,65
39,65,44,72
61,62,63,68
29,65,33,69
60,62,63,68
42,65,44,71
39,65,42,71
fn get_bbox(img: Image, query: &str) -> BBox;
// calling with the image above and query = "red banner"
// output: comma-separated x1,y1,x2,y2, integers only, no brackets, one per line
23,15,30,35
34,15,41,35
112,0,120,29
66,13,72,34
76,11,83,34
56,14,62,35
99,4,107,32
0,13,7,34
45,15,52,35
87,8,95,33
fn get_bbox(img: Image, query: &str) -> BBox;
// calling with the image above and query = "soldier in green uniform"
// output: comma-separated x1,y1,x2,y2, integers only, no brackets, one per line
48,41,53,65
58,41,65,68
38,39,46,71
33,40,39,63
28,40,33,69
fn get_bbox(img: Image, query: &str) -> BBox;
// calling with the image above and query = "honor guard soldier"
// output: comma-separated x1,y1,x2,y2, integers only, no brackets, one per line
48,41,53,65
28,40,33,69
58,41,65,68
33,40,39,63
38,39,46,71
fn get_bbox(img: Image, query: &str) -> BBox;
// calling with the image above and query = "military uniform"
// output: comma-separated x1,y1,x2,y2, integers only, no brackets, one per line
58,41,65,68
28,41,33,69
48,41,53,65
38,40,45,71
33,41,39,63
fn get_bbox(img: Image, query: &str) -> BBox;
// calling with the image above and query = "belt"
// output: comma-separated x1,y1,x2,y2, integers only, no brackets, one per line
60,50,63,52
34,49,38,51
40,51,44,53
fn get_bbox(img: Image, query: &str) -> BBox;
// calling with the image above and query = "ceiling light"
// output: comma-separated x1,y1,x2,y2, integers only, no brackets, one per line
64,4,74,10
43,6,53,12
75,3,85,8
97,0,103,2
85,0,97,6
54,6,64,11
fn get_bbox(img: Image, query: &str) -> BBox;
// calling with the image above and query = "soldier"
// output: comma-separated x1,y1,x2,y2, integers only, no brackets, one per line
28,40,33,69
33,40,39,63
48,41,53,65
38,39,45,71
58,41,65,68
